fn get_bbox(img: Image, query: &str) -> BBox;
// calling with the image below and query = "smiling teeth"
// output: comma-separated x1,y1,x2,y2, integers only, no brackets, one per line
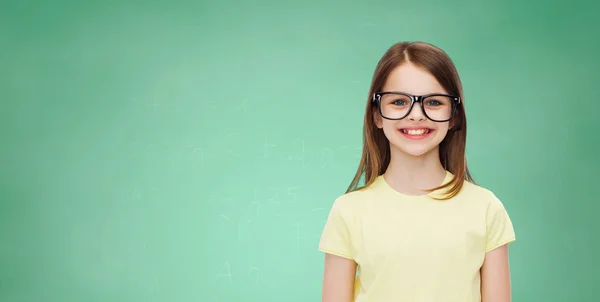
403,129,429,135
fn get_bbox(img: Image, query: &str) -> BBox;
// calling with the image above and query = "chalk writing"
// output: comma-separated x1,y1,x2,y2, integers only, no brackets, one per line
238,98,249,115
287,187,298,203
131,187,141,200
264,136,276,158
215,262,233,285
248,267,260,285
221,196,237,209
287,139,306,168
267,187,279,204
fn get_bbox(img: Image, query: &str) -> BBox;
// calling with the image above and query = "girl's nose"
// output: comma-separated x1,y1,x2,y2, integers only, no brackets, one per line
407,103,426,121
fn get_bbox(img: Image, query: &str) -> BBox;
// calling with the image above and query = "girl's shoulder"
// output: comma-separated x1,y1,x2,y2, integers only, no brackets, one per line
326,185,377,219
458,179,509,211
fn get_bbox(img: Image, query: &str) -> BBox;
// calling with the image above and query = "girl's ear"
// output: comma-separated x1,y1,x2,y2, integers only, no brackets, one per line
448,118,462,132
373,108,383,129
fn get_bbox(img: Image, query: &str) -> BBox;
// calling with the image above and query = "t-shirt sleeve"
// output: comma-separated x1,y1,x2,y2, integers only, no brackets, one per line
318,197,354,260
485,194,516,252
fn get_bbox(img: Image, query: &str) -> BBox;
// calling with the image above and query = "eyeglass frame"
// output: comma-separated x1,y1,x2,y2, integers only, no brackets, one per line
372,91,461,122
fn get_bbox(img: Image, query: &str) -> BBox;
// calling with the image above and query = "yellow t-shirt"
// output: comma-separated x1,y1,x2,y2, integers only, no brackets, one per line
318,171,516,302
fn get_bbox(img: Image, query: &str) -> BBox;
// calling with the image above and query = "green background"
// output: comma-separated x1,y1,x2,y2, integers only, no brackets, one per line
1,0,598,301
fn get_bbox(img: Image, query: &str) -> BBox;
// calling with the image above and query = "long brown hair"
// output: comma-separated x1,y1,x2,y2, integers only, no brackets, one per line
346,41,474,199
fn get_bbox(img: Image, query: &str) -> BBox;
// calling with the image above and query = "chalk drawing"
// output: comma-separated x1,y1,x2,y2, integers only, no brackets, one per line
248,267,260,285
220,215,230,220
131,187,141,200
250,198,261,222
264,135,276,158
222,197,237,209
320,148,334,168
287,187,298,203
267,187,279,204
287,139,306,168
238,98,249,115
215,261,233,285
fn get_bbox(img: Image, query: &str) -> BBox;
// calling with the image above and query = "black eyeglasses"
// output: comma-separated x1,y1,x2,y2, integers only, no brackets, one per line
372,91,461,122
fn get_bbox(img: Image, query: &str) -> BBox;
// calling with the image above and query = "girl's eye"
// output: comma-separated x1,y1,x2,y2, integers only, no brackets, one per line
393,100,408,105
426,100,441,106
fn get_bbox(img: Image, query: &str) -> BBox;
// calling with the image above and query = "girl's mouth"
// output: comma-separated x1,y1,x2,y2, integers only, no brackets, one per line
399,128,433,139
401,128,431,135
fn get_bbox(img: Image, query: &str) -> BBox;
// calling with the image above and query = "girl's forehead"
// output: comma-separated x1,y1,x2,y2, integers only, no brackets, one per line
383,63,446,95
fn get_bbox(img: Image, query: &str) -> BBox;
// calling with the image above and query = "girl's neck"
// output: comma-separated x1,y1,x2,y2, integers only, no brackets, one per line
383,147,447,196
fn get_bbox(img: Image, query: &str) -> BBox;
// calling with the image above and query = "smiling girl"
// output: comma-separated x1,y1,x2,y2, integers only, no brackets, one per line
318,41,516,302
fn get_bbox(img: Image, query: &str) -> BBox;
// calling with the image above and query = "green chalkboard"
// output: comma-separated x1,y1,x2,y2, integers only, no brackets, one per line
1,0,598,301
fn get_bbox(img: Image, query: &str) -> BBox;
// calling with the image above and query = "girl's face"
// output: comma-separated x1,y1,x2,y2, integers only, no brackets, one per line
374,62,452,158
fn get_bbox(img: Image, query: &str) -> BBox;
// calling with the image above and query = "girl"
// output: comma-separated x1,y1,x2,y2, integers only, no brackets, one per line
318,41,516,302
